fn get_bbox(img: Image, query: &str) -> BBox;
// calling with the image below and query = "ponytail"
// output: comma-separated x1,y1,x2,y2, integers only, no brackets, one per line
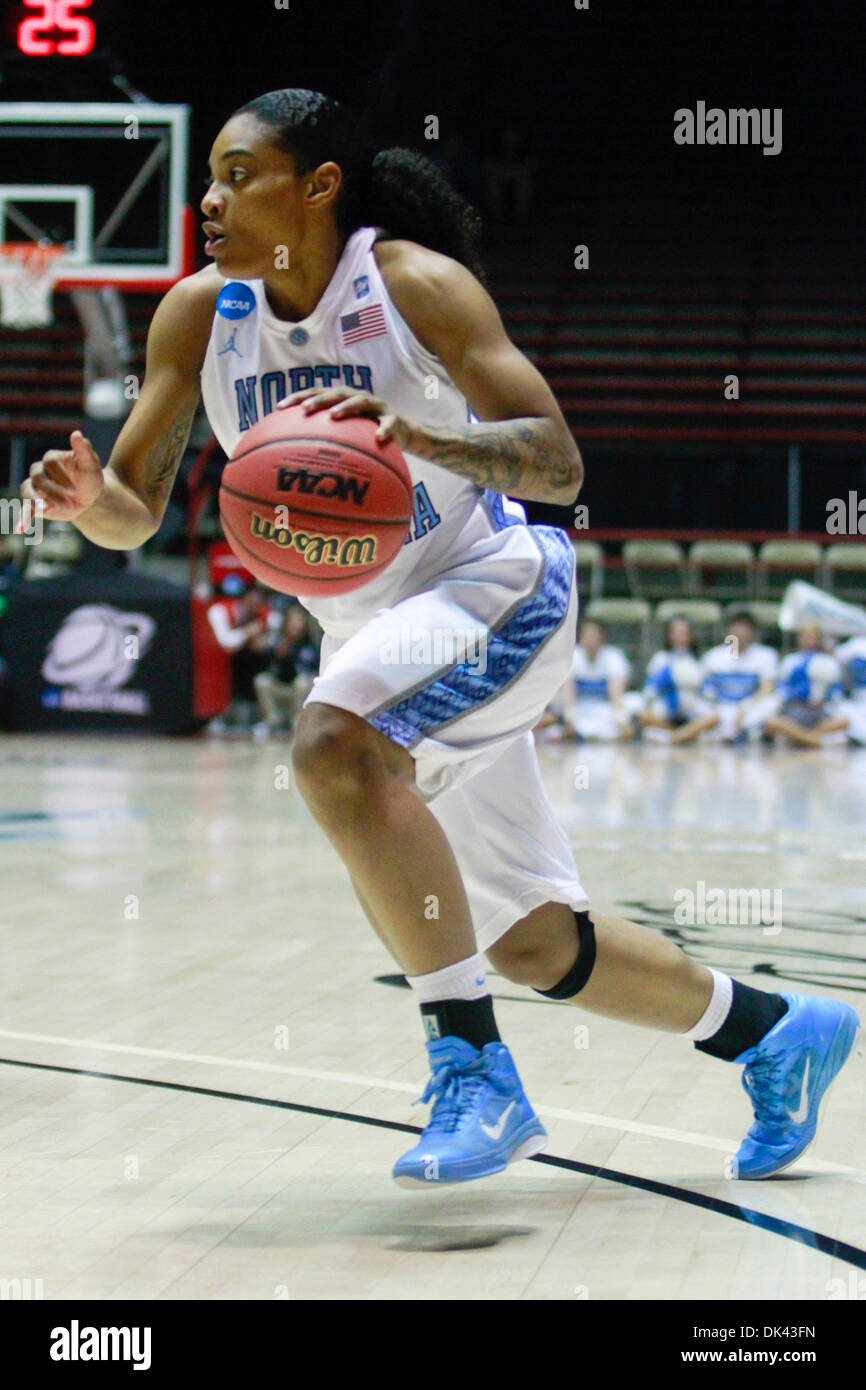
236,89,486,283
364,148,485,283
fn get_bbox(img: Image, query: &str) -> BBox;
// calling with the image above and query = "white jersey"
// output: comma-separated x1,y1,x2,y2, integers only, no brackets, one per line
200,225,533,637
567,644,630,702
835,636,866,702
700,641,778,702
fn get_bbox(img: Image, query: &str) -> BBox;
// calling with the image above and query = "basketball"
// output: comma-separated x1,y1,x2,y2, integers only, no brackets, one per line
218,404,413,596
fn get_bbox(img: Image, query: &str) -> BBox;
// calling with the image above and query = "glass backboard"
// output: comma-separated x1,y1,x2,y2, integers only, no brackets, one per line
0,100,192,290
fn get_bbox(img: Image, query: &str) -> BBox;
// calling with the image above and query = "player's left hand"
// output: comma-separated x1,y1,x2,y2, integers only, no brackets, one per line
277,386,416,451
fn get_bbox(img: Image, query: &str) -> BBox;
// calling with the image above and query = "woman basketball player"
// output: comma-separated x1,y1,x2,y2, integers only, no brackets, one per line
22,89,858,1186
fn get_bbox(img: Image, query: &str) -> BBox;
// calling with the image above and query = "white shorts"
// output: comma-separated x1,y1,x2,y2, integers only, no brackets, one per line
304,523,589,948
430,732,589,952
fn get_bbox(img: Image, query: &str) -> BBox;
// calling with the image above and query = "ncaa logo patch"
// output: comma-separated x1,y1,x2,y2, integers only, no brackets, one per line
217,283,256,319
353,275,370,299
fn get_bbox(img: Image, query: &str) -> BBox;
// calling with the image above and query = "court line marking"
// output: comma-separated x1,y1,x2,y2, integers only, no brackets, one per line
0,1025,863,1182
1,1053,865,1277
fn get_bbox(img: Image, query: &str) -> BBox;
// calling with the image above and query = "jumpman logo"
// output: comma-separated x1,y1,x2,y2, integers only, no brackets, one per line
218,329,242,358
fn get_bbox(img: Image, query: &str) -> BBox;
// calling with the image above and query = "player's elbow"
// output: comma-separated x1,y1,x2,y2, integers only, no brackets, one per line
567,448,584,503
549,443,583,506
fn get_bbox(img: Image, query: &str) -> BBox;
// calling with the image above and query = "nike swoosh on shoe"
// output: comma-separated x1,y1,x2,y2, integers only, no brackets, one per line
788,1054,811,1125
479,1099,516,1141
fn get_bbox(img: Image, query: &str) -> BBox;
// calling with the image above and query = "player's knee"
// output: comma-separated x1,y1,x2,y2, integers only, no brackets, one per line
488,938,555,989
292,706,381,808
489,909,597,995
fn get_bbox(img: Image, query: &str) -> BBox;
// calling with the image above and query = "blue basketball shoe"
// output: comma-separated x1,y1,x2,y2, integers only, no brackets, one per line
730,993,860,1179
393,1036,547,1187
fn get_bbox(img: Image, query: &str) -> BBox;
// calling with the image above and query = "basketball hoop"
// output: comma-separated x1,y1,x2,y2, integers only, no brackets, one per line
0,242,65,328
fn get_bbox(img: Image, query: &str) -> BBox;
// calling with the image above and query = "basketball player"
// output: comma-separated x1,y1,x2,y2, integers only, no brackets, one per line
21,90,858,1186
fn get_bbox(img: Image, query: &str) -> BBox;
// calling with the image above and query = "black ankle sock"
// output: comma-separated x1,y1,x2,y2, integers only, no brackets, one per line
695,980,789,1061
420,996,501,1051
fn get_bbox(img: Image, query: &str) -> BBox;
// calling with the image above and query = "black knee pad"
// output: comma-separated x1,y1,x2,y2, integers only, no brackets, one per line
533,910,597,999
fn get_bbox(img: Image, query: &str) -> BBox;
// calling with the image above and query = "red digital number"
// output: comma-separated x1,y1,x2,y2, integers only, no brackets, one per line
55,0,96,55
17,0,55,54
17,0,95,57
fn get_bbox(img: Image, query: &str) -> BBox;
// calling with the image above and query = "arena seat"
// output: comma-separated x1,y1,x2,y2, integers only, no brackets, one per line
756,540,823,597
491,260,866,444
822,544,866,602
623,539,687,600
571,539,604,600
653,598,723,646
584,597,652,672
688,540,755,600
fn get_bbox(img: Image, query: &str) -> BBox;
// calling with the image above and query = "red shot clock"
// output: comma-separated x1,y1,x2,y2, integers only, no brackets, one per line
17,0,95,58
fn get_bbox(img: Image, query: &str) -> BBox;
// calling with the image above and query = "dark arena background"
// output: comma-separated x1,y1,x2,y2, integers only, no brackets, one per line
0,0,864,1350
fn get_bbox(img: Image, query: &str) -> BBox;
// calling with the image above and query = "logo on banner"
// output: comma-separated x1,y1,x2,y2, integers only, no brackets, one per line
41,605,156,715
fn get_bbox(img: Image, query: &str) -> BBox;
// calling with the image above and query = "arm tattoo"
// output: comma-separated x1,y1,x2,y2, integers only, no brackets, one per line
412,418,582,503
143,400,197,507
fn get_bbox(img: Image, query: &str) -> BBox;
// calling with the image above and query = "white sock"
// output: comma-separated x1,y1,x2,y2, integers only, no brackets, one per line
682,969,734,1041
407,953,489,1002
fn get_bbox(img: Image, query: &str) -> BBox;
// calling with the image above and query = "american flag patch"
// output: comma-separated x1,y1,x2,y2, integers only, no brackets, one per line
340,304,387,344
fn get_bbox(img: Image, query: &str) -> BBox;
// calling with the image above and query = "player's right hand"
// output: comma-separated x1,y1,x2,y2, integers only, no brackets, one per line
19,430,105,529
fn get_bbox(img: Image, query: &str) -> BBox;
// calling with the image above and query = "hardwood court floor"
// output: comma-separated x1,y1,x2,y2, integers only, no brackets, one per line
0,733,863,1301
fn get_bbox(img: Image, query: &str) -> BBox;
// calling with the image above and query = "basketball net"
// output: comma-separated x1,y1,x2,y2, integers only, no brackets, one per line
0,242,65,328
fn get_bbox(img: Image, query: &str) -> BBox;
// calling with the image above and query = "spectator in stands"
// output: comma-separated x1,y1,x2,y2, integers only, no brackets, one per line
760,623,848,748
252,603,320,739
834,630,866,746
636,616,717,744
206,576,274,735
538,618,632,741
699,611,778,743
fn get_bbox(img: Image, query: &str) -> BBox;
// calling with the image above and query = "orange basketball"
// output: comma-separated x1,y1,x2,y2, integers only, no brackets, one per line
219,404,413,597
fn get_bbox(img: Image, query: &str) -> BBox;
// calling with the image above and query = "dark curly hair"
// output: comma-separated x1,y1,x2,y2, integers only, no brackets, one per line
235,89,486,283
